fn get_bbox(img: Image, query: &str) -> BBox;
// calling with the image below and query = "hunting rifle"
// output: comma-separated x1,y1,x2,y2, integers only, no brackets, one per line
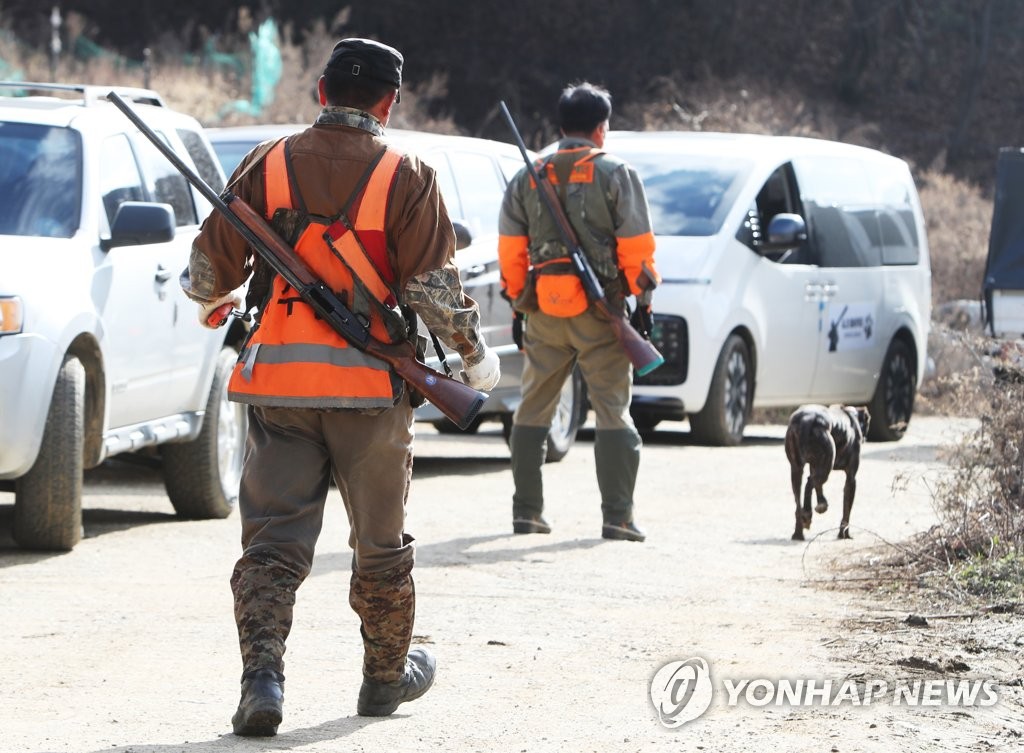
498,101,664,377
108,92,487,430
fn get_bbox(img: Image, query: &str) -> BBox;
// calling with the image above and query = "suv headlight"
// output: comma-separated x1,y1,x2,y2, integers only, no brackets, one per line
0,296,24,335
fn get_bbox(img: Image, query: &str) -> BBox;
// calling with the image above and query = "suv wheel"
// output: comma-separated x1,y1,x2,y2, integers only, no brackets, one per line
502,366,587,463
161,347,246,518
14,355,85,551
867,339,915,442
689,334,751,446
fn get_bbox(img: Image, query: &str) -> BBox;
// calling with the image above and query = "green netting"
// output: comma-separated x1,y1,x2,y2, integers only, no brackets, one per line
220,18,282,118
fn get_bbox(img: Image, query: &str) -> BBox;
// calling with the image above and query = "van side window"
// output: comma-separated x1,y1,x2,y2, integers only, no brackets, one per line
738,163,806,262
866,162,920,265
793,156,882,268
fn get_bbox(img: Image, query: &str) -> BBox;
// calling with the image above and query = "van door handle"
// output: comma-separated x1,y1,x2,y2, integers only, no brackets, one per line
820,282,838,300
804,282,823,301
154,265,173,284
464,264,486,279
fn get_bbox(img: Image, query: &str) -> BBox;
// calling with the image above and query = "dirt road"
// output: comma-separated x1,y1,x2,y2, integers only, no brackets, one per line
2,415,1021,752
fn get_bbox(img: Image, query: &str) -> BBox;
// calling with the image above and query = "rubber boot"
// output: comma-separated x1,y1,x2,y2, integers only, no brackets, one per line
232,668,284,736
595,428,643,535
357,647,436,716
510,424,550,529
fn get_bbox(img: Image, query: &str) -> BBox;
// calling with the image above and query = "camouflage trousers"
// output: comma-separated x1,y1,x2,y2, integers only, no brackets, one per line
230,400,417,681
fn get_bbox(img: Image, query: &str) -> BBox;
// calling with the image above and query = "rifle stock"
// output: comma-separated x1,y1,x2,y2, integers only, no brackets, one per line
498,101,664,377
109,91,487,429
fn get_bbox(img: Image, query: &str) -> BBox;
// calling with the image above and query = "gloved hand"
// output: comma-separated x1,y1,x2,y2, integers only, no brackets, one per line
630,303,653,338
461,345,501,391
198,293,242,329
630,290,654,338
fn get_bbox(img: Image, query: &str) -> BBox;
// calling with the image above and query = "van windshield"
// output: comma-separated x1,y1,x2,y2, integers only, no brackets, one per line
0,122,82,237
626,154,752,237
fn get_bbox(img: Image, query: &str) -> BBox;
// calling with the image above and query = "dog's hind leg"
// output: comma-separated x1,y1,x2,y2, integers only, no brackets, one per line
838,473,855,539
790,462,806,540
800,474,815,529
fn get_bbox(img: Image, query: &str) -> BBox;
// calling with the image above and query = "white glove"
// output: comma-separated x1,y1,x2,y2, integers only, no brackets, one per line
198,293,242,329
461,346,501,391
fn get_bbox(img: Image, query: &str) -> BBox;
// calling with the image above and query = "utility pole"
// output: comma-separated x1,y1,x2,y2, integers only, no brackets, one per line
49,6,62,81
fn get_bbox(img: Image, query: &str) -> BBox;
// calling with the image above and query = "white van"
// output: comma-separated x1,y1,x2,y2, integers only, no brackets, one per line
611,131,931,445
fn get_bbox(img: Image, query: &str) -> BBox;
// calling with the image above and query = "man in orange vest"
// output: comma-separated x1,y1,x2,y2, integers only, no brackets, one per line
182,38,500,736
498,82,658,543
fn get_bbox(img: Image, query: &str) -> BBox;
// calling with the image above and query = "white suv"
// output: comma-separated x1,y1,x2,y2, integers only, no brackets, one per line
0,83,248,550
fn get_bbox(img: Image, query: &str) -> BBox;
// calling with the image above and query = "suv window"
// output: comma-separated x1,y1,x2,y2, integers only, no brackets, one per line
100,133,146,228
178,128,224,194
135,131,198,226
0,122,81,237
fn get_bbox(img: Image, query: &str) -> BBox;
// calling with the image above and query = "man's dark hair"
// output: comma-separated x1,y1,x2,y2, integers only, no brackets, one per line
558,82,612,134
322,70,396,112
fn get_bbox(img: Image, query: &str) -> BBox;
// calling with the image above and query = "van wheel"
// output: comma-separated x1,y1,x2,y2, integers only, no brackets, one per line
868,339,915,442
14,355,85,551
502,366,586,463
689,334,751,446
161,347,246,518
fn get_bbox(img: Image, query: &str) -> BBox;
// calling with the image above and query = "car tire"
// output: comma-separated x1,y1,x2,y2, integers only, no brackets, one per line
161,347,246,519
689,334,752,447
14,354,85,551
867,338,915,442
501,367,586,463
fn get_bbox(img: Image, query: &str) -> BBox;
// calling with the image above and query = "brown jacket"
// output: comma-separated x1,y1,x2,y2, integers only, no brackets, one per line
183,106,486,367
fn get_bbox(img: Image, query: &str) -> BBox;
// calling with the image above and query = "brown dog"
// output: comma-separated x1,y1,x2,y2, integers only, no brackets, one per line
784,404,870,541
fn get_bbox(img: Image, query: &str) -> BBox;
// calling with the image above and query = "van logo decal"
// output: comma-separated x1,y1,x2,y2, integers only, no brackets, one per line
827,303,876,352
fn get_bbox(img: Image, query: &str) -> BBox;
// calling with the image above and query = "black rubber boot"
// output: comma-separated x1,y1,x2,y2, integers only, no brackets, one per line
357,648,437,717
595,428,642,522
510,424,551,527
231,668,284,736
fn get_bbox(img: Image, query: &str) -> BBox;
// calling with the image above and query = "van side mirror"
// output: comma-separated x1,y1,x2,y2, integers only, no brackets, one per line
452,220,474,251
101,201,176,251
762,213,807,250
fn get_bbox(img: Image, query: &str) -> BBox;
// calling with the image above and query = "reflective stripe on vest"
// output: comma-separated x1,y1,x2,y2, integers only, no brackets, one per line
227,140,404,409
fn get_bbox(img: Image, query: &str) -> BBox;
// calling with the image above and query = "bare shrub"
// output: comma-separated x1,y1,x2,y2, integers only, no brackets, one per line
916,169,992,307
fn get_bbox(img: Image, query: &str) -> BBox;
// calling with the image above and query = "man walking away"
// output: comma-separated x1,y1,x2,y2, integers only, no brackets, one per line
182,37,500,736
498,82,658,543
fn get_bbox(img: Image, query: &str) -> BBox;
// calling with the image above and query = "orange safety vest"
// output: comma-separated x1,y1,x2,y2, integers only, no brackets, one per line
530,149,609,318
227,139,406,409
